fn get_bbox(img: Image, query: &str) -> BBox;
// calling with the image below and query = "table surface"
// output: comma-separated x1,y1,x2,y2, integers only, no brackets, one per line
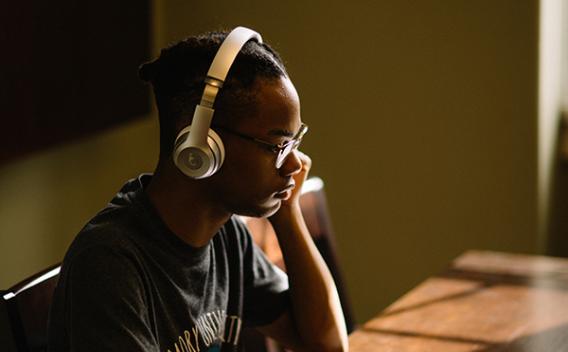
348,250,568,351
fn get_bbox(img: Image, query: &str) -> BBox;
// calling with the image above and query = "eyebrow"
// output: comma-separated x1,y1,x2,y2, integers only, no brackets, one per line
267,129,295,138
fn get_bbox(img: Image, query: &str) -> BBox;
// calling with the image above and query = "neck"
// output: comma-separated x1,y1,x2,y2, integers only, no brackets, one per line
145,166,231,247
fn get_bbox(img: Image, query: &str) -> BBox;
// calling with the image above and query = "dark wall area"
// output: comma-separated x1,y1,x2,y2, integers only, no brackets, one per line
0,1,151,165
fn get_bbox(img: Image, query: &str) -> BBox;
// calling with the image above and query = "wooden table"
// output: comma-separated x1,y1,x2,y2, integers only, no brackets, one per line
348,250,568,351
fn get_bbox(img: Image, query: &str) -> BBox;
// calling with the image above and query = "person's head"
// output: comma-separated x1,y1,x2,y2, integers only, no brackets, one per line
138,29,288,160
139,29,306,217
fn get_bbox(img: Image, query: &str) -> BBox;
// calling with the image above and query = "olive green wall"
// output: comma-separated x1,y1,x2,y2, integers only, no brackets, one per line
0,117,159,286
0,0,539,325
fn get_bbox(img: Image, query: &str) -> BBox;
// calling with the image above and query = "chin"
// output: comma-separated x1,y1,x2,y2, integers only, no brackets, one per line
236,198,282,218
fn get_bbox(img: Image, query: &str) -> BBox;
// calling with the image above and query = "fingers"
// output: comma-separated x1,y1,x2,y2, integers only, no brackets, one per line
295,150,312,172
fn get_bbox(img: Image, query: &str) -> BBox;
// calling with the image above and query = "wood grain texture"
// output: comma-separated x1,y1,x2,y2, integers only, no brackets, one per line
349,251,568,351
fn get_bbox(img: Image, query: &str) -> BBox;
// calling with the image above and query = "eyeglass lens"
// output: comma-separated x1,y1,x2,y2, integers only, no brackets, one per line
276,140,300,168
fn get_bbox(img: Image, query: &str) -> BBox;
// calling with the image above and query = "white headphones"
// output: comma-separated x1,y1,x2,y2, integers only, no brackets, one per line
173,27,263,179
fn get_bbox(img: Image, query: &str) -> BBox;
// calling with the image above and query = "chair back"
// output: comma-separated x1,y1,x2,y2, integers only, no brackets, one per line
298,178,356,332
1,264,61,352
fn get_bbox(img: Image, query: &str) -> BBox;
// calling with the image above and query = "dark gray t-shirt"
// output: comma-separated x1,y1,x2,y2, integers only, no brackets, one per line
47,175,289,352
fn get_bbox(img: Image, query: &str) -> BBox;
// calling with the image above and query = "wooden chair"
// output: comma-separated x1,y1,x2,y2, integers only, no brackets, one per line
1,264,61,352
241,177,356,351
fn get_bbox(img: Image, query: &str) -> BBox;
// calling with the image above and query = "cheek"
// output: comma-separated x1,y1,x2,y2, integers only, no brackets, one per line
236,165,279,198
224,145,276,178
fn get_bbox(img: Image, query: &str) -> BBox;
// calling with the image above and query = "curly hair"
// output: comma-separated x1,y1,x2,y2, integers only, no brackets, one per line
139,29,288,157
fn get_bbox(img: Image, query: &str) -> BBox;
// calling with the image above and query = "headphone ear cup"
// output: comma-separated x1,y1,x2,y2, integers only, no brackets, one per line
173,125,225,179
207,128,225,173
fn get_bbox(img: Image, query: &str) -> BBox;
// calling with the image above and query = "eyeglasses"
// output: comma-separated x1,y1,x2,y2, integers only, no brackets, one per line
213,123,308,168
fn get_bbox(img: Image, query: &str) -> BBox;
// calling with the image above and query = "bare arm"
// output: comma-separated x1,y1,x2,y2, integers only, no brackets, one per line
261,151,348,351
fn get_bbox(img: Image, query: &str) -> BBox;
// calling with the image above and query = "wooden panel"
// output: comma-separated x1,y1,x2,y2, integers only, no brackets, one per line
0,0,150,165
349,251,568,351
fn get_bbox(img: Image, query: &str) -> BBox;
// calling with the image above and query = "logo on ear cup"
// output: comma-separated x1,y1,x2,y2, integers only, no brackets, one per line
186,150,203,170
173,125,226,179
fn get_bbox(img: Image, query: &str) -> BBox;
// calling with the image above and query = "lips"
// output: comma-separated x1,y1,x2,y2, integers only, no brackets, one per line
274,182,295,199
280,182,295,193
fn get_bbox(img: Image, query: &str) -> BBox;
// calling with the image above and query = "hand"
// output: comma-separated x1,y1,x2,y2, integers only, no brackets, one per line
284,150,312,206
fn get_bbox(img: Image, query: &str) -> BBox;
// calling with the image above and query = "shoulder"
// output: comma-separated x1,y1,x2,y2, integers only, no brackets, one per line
61,203,146,278
66,175,151,255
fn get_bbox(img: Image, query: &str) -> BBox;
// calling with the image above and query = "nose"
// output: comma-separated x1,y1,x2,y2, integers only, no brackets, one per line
278,149,302,177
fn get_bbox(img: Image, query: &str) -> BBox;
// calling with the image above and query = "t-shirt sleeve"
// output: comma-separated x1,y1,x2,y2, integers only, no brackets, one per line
234,218,290,327
59,245,159,351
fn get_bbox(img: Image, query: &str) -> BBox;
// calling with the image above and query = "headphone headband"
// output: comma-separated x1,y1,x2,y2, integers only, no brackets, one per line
208,27,263,83
200,27,263,108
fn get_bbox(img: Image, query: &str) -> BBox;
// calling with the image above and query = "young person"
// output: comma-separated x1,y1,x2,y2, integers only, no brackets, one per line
48,27,348,352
